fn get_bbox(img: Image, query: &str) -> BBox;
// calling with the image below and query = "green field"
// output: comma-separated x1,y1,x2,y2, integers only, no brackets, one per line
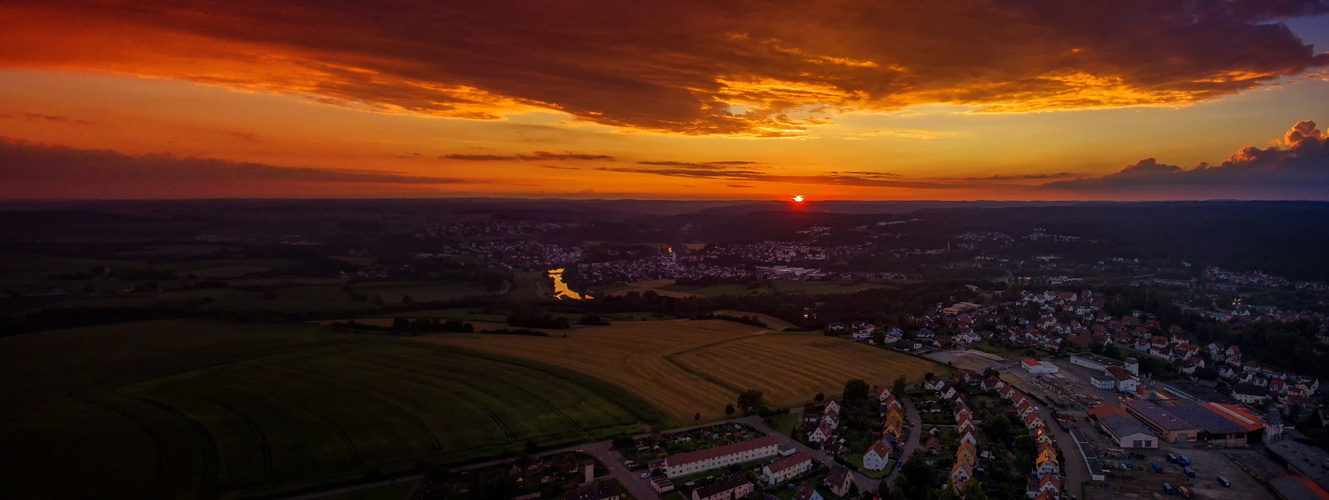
351,281,492,303
0,320,663,499
505,270,552,301
34,285,383,315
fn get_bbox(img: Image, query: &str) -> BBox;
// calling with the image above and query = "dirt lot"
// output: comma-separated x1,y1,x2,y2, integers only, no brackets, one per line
1088,447,1272,499
1040,360,1277,500
1084,468,1193,500
1041,359,1128,411
1224,450,1289,497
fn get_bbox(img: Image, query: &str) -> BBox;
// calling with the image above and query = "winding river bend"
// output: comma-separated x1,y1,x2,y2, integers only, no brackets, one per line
547,268,591,300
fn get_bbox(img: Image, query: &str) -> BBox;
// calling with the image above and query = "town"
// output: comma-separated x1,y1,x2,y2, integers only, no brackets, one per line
4,200,1329,500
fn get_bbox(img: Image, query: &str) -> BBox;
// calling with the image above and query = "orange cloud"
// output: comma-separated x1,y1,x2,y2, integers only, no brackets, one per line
2,2,1326,137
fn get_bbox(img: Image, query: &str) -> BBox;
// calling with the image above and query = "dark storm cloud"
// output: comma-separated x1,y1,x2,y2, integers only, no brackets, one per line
967,172,1077,181
0,138,489,198
441,151,615,161
2,112,94,125
598,165,999,189
1044,120,1329,199
637,160,763,170
4,1,1327,135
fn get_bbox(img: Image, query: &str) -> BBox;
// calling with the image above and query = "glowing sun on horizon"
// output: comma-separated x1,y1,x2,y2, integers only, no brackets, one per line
792,195,804,202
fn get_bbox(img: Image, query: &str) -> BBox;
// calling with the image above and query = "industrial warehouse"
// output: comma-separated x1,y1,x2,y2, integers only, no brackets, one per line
1121,398,1259,445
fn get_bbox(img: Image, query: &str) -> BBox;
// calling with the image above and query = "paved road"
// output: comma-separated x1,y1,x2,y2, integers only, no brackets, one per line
286,475,424,500
884,397,922,488
746,416,881,493
457,440,662,500
1005,368,1090,500
456,412,893,500
930,349,1090,499
598,443,662,500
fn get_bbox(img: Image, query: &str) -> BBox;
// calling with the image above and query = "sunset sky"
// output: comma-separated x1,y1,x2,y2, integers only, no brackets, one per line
2,1,1329,200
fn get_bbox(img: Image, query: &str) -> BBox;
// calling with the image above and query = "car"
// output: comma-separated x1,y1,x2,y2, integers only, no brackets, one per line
641,472,651,478
1218,476,1231,487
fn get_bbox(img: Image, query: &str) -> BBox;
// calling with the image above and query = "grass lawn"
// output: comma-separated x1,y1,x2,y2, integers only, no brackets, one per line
858,459,895,479
0,320,664,499
970,342,1051,361
768,413,801,437
506,270,552,301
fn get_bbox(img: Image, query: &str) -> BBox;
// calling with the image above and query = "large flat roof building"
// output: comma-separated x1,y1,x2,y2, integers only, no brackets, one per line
1164,381,1238,405
1070,353,1123,371
1123,399,1198,442
1268,440,1329,493
1098,414,1158,449
1270,476,1329,500
1123,398,1251,445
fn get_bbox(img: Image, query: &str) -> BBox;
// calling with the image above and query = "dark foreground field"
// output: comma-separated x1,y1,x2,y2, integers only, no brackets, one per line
0,320,664,499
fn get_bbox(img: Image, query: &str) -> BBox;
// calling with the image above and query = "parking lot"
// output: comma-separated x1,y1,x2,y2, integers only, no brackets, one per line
1037,359,1279,500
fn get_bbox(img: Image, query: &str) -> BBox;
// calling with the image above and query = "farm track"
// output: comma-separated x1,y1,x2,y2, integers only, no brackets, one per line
125,393,223,497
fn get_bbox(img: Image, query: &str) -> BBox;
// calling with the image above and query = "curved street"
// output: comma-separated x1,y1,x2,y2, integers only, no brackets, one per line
884,397,922,488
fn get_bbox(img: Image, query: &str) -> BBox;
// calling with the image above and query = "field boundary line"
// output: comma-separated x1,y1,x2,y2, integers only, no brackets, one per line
391,341,674,427
659,331,775,395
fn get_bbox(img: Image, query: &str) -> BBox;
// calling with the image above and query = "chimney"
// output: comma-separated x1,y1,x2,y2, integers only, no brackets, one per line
585,464,594,483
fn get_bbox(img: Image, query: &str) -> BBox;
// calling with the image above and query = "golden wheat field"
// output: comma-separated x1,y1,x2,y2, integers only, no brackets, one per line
670,332,940,410
414,320,944,421
711,310,800,331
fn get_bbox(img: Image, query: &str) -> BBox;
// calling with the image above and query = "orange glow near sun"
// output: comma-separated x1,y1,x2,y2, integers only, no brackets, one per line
792,195,805,202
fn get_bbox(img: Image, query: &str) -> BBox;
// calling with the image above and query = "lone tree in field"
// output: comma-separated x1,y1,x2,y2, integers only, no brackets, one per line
737,389,764,414
843,379,870,404
893,376,907,396
725,404,736,416
815,392,825,402
695,412,701,421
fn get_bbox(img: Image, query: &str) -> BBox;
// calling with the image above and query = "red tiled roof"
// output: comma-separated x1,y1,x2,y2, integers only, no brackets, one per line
767,452,812,474
866,440,891,459
1040,474,1061,490
664,436,779,467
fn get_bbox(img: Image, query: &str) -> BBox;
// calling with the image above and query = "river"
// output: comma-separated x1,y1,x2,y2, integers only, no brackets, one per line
547,268,591,300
